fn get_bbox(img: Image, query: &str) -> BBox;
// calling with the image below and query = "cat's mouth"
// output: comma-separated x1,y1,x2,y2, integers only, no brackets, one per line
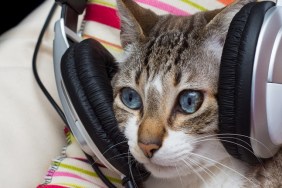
129,143,191,174
131,148,183,167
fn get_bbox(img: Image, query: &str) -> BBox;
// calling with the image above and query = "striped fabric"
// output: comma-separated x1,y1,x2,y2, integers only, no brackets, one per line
37,128,123,188
39,1,234,187
82,0,234,58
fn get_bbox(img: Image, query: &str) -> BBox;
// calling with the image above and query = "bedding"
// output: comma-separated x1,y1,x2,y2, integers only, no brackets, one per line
0,1,65,187
0,0,234,187
37,128,123,188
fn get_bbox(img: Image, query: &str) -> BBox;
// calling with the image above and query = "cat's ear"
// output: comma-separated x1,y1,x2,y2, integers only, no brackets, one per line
116,0,159,48
205,0,255,38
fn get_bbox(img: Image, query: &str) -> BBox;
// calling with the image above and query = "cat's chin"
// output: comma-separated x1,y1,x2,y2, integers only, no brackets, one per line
140,162,191,179
130,148,188,178
143,162,185,179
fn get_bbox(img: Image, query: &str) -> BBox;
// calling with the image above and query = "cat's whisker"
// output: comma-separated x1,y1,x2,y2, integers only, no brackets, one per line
103,152,132,162
86,156,101,167
188,157,218,186
181,159,209,187
87,151,132,167
190,133,270,150
175,165,184,188
102,140,128,156
190,137,264,165
217,139,260,160
216,133,272,151
195,133,273,156
124,149,150,179
128,149,138,188
190,155,247,186
128,160,150,179
189,158,239,184
185,155,244,186
189,133,272,166
126,152,151,178
191,137,251,153
188,152,258,186
191,135,252,149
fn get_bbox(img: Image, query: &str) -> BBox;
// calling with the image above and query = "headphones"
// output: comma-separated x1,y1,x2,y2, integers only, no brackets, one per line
52,0,282,186
53,0,149,187
218,0,282,164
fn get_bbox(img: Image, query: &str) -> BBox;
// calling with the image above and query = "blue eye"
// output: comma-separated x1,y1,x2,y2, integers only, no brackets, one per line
120,88,142,110
179,90,203,114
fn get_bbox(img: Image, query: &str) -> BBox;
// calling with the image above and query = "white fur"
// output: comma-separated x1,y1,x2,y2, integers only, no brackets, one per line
204,38,224,61
124,117,251,188
116,44,135,64
151,75,163,94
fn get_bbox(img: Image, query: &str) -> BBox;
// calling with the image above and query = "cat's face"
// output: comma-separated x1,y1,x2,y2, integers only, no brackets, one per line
113,0,251,179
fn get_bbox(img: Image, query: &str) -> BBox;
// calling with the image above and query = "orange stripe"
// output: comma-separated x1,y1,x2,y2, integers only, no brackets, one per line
217,0,234,5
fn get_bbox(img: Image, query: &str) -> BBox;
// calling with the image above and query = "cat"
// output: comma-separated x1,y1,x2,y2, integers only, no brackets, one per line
111,0,282,187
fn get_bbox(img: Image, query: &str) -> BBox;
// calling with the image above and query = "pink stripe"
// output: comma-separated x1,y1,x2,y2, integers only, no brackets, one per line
135,0,190,15
37,186,67,188
53,172,104,188
84,4,120,29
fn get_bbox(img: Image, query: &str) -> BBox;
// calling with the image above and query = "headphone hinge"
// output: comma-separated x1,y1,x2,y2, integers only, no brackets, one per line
62,5,78,32
55,0,87,14
55,0,87,32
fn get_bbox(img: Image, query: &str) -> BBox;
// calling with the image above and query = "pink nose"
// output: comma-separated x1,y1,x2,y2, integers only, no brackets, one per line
138,142,160,158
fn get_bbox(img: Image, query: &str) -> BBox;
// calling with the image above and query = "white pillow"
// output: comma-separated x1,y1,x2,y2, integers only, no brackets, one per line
0,1,66,187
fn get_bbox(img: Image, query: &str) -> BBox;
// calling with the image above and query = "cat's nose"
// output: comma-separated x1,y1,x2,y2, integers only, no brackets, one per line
138,142,160,158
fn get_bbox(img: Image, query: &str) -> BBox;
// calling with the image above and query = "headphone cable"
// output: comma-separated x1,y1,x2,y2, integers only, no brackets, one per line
32,3,117,188
32,3,67,125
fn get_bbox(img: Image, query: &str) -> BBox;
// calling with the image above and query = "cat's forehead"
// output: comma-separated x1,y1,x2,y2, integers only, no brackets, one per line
117,32,221,93
116,15,224,93
140,19,217,66
144,30,200,64
139,30,220,74
151,31,187,48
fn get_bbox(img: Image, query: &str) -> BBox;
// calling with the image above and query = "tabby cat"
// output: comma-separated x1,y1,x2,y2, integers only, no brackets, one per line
112,0,282,187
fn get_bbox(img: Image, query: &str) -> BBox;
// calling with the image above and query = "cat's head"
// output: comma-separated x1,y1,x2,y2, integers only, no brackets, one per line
112,0,253,179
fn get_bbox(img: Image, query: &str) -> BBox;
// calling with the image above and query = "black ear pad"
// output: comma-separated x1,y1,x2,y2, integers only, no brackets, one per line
61,38,149,182
218,1,275,164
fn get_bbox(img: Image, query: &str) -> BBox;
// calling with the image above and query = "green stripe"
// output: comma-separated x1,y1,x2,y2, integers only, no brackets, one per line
181,0,207,11
59,163,122,184
65,131,72,145
88,0,116,8
61,183,84,188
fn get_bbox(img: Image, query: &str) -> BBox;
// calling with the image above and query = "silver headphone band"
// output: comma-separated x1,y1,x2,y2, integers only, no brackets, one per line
53,1,126,178
251,4,282,158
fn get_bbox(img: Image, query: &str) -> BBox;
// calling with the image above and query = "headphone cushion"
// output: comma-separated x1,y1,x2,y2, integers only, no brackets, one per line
218,1,275,164
61,38,148,182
